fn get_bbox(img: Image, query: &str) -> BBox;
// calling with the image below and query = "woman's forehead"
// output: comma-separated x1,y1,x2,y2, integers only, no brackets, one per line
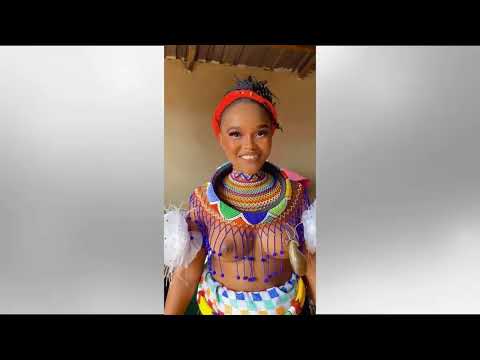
221,102,272,129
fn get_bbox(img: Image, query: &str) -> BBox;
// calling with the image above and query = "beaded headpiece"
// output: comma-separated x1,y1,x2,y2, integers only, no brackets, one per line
211,76,281,138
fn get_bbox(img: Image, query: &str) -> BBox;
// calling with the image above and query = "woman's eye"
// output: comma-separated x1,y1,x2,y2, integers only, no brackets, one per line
229,131,241,138
257,130,268,137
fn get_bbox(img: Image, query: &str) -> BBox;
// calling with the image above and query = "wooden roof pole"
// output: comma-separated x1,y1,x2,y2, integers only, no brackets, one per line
185,45,198,72
297,52,316,79
269,45,316,53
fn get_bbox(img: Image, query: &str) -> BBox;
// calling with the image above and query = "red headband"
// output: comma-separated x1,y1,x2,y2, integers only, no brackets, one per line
211,90,279,137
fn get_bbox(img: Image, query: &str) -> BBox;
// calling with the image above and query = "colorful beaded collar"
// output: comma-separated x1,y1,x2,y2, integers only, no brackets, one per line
206,162,292,226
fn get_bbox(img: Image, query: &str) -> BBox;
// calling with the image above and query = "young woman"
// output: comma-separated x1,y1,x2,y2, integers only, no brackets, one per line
164,76,316,315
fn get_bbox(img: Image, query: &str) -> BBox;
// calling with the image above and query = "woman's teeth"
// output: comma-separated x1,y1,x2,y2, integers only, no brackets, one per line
240,155,258,160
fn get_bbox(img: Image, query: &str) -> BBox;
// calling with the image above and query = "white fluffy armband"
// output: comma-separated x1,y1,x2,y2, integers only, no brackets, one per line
164,207,203,281
301,200,316,254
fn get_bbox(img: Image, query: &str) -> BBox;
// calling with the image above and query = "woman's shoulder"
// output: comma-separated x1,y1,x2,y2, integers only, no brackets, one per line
279,167,310,190
188,182,210,203
280,169,310,209
288,179,308,207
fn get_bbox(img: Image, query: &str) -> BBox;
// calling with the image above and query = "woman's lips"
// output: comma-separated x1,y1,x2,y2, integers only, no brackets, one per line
239,154,259,160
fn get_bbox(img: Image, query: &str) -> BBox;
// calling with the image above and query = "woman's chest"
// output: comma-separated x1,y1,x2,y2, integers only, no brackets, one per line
204,222,296,261
193,180,306,262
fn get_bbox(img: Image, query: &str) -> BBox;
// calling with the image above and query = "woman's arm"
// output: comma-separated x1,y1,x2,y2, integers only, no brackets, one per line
300,184,316,307
164,247,206,315
304,252,316,305
164,189,208,315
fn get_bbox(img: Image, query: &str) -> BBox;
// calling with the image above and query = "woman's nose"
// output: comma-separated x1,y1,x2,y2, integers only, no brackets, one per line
242,134,256,149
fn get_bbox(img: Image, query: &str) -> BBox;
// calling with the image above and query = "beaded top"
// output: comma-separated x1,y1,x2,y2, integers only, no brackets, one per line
186,161,310,284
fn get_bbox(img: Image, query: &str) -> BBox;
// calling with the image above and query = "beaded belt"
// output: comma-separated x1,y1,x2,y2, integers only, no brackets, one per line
196,269,305,315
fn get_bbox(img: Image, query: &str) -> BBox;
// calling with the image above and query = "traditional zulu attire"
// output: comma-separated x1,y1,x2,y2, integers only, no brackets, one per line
164,77,316,315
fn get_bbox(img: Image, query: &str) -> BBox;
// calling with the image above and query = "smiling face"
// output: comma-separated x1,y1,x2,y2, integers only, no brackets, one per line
218,100,273,175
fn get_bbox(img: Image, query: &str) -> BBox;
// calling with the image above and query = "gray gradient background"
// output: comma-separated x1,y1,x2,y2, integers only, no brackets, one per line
316,46,480,313
0,47,164,313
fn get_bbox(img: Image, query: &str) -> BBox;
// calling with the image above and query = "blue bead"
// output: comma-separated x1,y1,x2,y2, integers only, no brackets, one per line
268,289,279,298
248,277,256,282
190,236,193,240
221,273,225,278
243,276,248,280
261,257,266,262
252,293,262,301
235,293,245,301
213,271,217,275
218,253,222,257
237,276,240,280
248,256,254,261
273,252,277,256
264,278,269,283
280,250,284,255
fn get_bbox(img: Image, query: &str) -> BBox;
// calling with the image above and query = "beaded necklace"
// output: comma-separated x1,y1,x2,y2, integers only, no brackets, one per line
188,162,310,284
216,169,282,213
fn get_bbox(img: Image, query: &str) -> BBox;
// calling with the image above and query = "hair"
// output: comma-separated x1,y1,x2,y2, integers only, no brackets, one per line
220,76,281,130
228,75,277,104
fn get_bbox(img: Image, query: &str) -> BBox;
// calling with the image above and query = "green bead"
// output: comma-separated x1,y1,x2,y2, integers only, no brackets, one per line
268,198,287,218
219,201,241,219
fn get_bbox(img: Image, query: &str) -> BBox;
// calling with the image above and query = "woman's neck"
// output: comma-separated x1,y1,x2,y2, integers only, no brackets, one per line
230,169,266,184
217,168,281,213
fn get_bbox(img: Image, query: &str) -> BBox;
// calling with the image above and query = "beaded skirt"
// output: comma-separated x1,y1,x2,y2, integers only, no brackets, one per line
196,268,305,315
